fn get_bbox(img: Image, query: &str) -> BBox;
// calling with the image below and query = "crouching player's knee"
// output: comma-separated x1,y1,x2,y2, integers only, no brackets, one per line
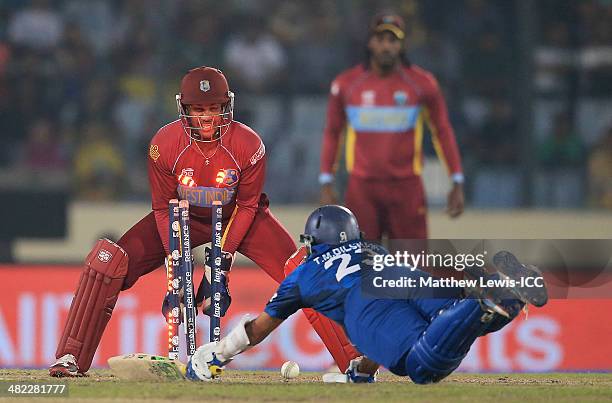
388,343,462,385
403,345,461,384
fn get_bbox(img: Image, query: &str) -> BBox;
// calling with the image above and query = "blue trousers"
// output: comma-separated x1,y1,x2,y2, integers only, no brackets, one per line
343,275,521,383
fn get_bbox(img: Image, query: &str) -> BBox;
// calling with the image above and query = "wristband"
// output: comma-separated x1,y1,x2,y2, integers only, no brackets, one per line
319,173,334,185
451,173,465,184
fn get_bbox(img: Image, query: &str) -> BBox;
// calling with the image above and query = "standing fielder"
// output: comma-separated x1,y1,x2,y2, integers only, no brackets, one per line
320,14,464,240
50,67,360,377
186,206,548,384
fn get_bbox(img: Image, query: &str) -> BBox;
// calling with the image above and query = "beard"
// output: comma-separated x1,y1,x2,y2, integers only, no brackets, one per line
374,51,399,72
376,52,399,70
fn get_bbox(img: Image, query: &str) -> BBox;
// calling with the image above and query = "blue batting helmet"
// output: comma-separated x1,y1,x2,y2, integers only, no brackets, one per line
300,205,361,246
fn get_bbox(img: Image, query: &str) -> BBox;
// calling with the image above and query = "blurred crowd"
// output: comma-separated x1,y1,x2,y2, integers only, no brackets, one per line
0,0,611,208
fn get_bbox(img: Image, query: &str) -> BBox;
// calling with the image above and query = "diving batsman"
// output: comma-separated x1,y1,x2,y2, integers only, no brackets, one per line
186,205,548,384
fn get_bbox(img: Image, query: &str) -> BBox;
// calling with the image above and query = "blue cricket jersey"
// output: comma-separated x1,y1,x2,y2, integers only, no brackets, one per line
264,240,455,371
264,240,384,323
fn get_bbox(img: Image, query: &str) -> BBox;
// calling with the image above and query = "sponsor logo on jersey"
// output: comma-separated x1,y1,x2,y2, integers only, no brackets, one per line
330,81,340,96
216,169,239,187
250,142,265,165
181,168,194,177
393,90,408,105
361,90,375,106
177,169,197,187
149,144,160,162
176,173,198,188
345,105,421,132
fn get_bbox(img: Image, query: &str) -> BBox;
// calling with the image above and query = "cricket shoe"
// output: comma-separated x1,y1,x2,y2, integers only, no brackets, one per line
322,358,378,383
49,354,85,377
493,251,548,307
463,261,489,282
478,298,510,320
463,273,512,319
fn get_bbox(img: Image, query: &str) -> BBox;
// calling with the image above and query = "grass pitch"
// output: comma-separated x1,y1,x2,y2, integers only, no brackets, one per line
1,369,611,403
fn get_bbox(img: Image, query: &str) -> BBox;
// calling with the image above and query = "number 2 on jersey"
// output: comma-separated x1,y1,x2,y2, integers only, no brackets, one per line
324,253,360,281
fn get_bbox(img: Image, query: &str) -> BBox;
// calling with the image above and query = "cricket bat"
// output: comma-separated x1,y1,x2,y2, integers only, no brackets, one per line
108,353,186,381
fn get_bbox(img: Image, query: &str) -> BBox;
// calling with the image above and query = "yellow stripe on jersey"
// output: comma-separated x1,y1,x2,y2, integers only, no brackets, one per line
332,128,345,174
413,111,425,175
424,108,449,173
220,205,238,249
345,125,357,173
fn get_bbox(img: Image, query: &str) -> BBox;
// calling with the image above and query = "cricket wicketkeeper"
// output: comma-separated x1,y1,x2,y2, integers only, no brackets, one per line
50,67,361,377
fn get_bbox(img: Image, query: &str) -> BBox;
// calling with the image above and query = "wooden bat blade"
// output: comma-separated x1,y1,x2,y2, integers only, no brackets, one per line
108,353,186,381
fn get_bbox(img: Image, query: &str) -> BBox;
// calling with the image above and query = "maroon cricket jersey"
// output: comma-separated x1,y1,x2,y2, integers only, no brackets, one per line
320,64,462,180
148,120,266,254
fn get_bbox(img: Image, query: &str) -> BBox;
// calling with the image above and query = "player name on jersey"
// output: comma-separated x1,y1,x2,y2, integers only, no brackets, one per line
177,185,236,207
311,242,362,264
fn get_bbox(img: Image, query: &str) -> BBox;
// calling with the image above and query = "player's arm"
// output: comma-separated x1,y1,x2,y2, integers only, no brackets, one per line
186,271,305,381
319,79,347,205
245,312,283,345
148,141,179,252
220,142,266,255
422,75,465,218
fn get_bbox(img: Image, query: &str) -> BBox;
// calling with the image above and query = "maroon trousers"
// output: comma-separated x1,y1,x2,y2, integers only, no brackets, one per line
118,204,296,291
344,175,428,241
56,199,360,374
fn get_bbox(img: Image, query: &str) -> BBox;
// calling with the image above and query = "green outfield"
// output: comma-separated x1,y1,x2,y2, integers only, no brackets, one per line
1,370,611,402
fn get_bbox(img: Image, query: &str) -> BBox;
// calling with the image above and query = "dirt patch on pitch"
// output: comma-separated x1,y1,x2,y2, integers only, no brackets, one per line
445,374,612,386
2,369,610,387
0,369,116,382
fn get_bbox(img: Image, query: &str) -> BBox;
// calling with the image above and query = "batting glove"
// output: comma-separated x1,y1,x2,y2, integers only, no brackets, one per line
185,342,229,381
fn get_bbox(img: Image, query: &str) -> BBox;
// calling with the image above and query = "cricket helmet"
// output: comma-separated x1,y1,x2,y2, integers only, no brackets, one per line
300,205,361,248
176,66,234,142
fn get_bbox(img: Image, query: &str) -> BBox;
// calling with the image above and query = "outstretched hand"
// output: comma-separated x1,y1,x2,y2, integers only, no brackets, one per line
185,342,228,381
